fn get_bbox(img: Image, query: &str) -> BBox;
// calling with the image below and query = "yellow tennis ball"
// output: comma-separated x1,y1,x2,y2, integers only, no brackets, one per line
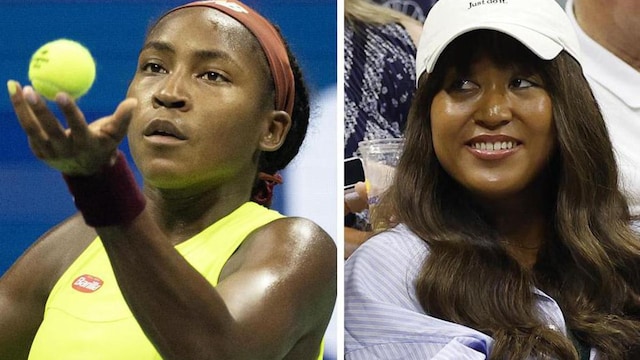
28,39,96,101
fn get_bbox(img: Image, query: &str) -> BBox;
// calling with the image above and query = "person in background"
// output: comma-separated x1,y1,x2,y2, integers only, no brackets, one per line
566,0,640,215
345,0,640,358
344,0,422,259
370,0,437,22
1,1,336,359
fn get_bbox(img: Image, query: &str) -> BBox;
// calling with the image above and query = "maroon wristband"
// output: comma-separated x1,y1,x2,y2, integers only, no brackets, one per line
63,151,146,227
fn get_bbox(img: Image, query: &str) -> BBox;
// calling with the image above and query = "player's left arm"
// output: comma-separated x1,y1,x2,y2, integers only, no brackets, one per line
217,217,337,358
98,215,336,360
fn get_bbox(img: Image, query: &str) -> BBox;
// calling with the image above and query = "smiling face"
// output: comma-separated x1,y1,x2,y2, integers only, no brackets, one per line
430,52,556,201
126,7,281,192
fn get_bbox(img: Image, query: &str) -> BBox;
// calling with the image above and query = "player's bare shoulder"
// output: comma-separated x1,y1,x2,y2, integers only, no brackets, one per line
220,216,336,354
231,217,335,271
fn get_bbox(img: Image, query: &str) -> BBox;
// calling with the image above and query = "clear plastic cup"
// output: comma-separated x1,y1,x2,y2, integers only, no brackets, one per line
357,138,404,207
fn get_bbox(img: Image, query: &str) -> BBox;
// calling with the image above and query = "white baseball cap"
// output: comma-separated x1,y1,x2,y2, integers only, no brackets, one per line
416,0,582,80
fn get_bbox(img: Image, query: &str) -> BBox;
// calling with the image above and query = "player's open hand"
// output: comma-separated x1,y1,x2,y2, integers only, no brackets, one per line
7,80,137,176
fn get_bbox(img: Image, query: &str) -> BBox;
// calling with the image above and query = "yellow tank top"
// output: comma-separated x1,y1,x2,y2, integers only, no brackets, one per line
29,202,324,360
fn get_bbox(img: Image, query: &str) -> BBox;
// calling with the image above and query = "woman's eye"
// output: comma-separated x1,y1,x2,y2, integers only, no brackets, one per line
511,78,534,88
142,63,166,73
449,79,477,91
201,71,228,82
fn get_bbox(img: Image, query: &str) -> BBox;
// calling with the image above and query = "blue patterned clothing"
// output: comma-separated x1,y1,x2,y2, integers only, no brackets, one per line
344,20,416,159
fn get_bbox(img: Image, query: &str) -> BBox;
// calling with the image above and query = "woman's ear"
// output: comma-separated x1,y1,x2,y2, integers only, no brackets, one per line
259,110,291,152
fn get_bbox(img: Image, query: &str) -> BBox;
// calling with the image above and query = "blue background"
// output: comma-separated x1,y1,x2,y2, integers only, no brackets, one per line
0,0,337,274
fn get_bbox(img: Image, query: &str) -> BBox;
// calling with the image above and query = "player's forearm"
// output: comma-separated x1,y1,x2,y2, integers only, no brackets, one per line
96,213,246,360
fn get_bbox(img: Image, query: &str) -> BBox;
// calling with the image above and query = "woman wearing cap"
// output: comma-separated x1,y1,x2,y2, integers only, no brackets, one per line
1,1,336,359
345,0,640,358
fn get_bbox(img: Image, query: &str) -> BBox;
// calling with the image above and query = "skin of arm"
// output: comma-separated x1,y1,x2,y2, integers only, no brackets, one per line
0,202,336,360
0,214,96,360
98,213,336,360
6,81,337,359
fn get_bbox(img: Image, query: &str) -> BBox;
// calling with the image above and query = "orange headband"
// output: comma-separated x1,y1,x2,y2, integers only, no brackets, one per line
164,0,295,116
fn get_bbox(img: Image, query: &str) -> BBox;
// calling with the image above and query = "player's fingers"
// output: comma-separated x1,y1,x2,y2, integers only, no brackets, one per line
7,80,47,139
8,82,63,159
28,138,54,160
108,98,138,140
21,86,67,141
93,98,138,143
55,92,89,138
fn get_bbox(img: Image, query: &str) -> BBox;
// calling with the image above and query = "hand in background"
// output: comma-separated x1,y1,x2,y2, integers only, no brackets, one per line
344,181,368,214
344,181,372,259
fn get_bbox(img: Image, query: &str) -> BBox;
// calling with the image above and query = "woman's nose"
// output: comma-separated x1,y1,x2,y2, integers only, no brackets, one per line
152,72,191,111
472,89,512,129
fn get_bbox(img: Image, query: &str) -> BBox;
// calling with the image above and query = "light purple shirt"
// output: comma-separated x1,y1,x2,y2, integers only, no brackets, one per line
344,224,598,359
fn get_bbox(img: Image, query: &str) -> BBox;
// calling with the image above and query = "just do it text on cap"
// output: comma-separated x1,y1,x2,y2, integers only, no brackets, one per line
416,0,582,80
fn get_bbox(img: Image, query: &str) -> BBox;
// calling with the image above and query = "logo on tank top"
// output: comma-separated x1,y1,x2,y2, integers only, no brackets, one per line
72,274,104,293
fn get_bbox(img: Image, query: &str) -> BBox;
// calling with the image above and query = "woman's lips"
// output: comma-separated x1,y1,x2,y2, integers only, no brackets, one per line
466,135,521,160
143,119,187,143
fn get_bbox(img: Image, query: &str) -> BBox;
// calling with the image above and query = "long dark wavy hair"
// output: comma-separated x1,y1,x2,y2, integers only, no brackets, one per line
373,30,640,359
